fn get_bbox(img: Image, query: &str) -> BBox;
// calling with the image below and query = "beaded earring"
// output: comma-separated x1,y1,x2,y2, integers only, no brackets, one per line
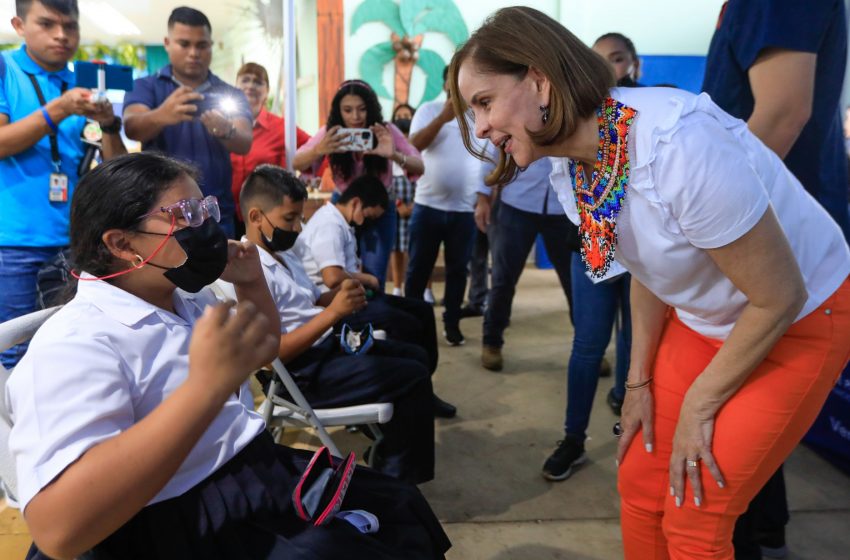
540,105,550,124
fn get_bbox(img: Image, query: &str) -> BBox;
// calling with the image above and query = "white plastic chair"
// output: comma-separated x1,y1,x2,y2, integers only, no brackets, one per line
209,280,393,463
261,358,393,463
0,306,61,506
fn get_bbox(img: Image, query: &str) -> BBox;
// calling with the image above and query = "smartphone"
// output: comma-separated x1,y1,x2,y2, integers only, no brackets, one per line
336,128,374,152
75,61,134,91
195,91,239,115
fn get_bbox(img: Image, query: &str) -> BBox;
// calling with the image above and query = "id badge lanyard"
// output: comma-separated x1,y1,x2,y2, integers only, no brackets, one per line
26,73,69,202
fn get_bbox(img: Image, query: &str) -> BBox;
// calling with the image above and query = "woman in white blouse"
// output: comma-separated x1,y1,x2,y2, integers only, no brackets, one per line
5,153,449,559
448,7,850,560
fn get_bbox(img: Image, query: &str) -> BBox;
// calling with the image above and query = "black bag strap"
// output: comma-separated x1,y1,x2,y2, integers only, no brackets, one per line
26,72,68,172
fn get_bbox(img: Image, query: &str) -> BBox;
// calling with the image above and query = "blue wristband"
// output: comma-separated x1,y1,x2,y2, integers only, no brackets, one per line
40,106,58,133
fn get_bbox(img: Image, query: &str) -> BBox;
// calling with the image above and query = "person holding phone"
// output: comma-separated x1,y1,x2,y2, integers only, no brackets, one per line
122,7,253,239
0,0,125,370
293,80,423,291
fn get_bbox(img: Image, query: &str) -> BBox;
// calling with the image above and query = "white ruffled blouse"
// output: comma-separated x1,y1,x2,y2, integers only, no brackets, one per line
549,87,850,339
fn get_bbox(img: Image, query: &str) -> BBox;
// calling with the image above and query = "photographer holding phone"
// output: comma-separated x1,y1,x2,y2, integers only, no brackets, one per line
123,7,253,239
293,80,423,290
0,0,125,369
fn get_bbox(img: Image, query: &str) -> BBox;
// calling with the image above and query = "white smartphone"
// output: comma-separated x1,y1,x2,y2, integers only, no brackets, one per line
336,128,374,152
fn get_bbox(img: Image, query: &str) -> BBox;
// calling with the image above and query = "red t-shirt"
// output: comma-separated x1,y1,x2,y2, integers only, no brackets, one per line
231,108,311,220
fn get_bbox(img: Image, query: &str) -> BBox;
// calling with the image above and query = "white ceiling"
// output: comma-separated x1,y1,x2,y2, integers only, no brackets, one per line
0,1,247,44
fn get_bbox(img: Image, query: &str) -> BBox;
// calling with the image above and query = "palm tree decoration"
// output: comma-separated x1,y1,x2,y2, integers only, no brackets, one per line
351,0,468,109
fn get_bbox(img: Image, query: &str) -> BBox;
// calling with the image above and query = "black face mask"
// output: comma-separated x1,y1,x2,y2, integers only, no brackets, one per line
151,217,229,293
261,216,299,253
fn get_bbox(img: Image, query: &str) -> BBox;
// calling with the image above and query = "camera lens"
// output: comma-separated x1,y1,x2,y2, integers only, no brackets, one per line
361,131,370,139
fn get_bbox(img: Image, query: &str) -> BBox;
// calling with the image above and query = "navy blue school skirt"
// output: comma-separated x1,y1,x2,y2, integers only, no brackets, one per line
26,431,450,559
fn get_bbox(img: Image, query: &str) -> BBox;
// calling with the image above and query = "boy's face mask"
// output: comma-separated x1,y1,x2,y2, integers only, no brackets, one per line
261,211,299,252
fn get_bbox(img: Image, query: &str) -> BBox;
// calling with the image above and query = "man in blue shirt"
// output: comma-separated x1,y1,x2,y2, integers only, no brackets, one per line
703,1,850,558
123,7,253,238
0,0,124,368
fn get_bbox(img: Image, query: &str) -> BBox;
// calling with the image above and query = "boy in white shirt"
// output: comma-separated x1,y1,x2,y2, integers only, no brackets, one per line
236,165,453,481
295,176,454,416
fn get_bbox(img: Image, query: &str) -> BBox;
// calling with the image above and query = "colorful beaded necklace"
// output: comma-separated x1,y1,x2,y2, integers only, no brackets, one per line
568,97,637,279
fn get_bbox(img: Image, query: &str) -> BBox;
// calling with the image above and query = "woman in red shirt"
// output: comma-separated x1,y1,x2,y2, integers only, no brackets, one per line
231,63,311,235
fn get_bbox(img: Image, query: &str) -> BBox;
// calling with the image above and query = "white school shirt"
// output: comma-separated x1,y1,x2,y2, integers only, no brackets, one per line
294,203,359,290
410,99,482,213
218,242,332,344
5,277,265,511
550,87,850,340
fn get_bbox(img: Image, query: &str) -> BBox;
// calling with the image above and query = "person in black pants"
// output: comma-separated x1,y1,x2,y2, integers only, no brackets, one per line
475,156,575,371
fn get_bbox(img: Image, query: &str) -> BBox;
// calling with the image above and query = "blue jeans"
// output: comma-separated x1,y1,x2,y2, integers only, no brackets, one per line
358,204,397,291
564,251,631,440
483,202,574,347
404,204,475,326
0,246,65,368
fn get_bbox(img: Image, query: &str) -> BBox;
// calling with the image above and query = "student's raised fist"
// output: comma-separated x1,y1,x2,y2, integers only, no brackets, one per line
219,240,264,286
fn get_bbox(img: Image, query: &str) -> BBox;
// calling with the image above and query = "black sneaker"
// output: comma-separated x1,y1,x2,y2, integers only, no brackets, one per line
758,529,789,559
433,395,457,418
459,305,484,319
607,388,624,416
541,436,587,481
443,324,465,346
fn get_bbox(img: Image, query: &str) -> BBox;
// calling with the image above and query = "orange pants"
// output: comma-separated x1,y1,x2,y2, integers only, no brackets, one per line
618,279,850,559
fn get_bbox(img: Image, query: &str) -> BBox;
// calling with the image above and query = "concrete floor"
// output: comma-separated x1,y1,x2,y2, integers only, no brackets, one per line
2,267,849,558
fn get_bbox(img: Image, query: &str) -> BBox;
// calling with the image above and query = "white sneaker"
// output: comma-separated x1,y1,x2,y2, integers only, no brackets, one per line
392,287,402,296
424,288,435,304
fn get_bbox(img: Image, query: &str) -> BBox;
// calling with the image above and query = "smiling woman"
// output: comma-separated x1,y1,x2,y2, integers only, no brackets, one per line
448,8,613,186
447,6,850,560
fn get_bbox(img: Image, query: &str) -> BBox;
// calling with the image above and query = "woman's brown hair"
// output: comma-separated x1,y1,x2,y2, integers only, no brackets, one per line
236,62,270,87
448,6,615,186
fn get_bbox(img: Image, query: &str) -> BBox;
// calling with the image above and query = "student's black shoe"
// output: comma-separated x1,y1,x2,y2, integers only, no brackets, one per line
607,388,624,416
443,324,465,346
758,529,789,559
541,436,587,481
459,305,484,319
433,395,457,418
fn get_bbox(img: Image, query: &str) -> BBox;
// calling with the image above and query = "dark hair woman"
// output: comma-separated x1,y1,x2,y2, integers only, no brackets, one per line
293,80,424,291
448,6,850,559
7,152,450,560
593,32,641,87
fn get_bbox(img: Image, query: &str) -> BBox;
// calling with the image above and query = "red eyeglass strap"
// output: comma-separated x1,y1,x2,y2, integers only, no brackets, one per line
70,214,177,282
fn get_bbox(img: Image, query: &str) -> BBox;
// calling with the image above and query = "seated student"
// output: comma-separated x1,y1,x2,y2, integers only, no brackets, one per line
227,164,438,483
5,153,450,560
295,176,454,417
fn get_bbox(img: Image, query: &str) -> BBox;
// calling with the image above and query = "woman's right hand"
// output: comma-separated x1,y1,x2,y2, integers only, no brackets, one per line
316,125,346,156
189,300,279,402
616,382,655,466
328,279,367,319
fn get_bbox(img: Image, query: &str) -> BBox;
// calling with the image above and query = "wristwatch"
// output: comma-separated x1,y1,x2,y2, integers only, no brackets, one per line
100,116,122,135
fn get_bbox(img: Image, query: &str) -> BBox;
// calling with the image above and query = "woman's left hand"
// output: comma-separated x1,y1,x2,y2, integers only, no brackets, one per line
669,391,726,508
219,240,264,285
367,123,395,158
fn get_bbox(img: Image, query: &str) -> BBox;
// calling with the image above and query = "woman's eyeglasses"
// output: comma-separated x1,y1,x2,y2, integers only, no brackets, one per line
140,196,220,228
